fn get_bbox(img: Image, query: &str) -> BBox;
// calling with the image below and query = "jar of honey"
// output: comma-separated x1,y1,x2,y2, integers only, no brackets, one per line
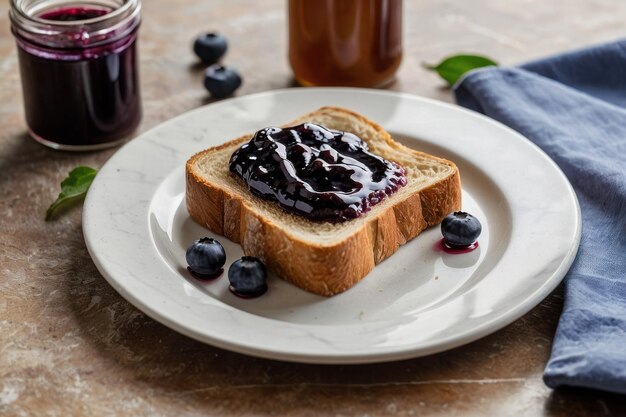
288,0,403,88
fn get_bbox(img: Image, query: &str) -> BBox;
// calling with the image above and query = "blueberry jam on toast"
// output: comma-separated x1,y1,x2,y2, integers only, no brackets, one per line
229,123,407,222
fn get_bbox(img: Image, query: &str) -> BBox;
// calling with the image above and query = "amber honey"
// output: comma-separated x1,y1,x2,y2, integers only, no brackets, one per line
288,0,402,87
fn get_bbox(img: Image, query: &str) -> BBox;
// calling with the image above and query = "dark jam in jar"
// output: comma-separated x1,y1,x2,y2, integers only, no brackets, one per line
229,123,407,222
10,0,142,150
39,6,109,21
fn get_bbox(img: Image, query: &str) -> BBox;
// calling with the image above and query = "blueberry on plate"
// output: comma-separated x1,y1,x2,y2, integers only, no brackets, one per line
441,211,482,248
186,237,226,278
193,32,227,64
228,256,267,298
203,64,242,98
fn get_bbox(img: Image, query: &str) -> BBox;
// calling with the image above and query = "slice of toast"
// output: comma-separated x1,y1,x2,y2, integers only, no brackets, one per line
186,107,461,296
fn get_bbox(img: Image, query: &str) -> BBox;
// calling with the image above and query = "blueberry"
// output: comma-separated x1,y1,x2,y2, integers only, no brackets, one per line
203,64,242,98
193,32,227,64
228,256,267,297
186,237,226,276
441,211,482,247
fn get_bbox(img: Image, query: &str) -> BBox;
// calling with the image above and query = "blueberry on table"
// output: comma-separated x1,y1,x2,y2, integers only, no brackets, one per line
441,211,482,248
193,32,228,64
186,237,226,278
228,256,268,297
203,64,242,98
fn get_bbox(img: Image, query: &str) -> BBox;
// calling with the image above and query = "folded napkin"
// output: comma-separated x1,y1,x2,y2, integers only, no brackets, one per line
454,40,626,394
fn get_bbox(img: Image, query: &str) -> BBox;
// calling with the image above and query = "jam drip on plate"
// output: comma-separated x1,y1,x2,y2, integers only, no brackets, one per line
229,123,407,222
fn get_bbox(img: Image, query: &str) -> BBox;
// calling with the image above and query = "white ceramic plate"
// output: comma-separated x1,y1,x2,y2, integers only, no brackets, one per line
83,88,580,364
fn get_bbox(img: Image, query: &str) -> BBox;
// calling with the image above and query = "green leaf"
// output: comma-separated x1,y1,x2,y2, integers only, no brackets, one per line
45,166,97,221
425,54,498,87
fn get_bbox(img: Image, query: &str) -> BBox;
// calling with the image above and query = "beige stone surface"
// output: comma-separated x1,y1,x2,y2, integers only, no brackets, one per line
1,0,626,416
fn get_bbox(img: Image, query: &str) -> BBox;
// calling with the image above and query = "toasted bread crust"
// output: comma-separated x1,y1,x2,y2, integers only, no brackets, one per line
186,107,461,296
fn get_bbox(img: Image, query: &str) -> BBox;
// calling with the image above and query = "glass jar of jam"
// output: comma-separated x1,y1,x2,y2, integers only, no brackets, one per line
10,0,142,151
288,0,403,88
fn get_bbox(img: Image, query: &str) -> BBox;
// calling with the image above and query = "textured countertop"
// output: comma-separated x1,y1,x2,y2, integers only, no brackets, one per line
2,1,626,416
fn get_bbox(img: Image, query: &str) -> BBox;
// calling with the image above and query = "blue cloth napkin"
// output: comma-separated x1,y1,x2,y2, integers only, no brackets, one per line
454,40,626,394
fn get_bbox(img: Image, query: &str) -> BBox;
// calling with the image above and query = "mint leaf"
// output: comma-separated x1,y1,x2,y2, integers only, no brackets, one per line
46,166,97,221
425,54,498,86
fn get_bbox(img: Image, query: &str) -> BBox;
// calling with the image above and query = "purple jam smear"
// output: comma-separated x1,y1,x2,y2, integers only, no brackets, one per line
229,284,268,299
229,123,407,222
187,266,223,281
435,238,479,254
39,7,110,22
